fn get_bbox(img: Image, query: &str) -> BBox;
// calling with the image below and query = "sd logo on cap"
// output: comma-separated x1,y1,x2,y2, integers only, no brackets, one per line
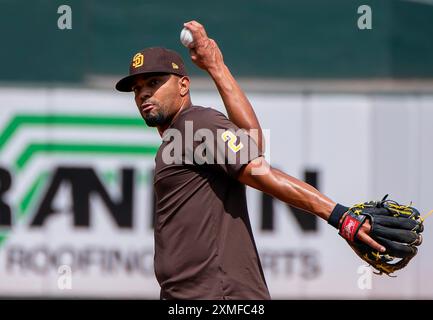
132,53,144,68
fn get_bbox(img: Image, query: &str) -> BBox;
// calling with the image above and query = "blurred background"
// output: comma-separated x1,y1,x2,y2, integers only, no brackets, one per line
0,0,432,299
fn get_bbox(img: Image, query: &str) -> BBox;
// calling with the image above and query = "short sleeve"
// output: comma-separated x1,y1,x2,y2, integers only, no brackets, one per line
189,108,262,178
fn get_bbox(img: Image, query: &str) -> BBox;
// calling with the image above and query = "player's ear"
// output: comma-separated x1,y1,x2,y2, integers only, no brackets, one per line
178,76,190,97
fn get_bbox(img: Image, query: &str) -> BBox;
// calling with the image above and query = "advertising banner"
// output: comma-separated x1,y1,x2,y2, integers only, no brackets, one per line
0,88,432,298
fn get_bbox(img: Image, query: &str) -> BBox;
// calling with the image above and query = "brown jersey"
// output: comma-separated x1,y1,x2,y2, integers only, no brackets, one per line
153,105,270,300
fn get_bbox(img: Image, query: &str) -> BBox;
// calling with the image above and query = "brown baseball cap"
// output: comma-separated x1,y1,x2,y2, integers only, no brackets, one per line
115,47,188,92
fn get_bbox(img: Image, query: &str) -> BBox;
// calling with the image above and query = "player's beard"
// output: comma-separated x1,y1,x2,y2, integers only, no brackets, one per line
142,101,172,127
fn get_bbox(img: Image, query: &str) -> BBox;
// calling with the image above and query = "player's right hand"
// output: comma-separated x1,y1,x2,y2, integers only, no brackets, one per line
183,20,225,74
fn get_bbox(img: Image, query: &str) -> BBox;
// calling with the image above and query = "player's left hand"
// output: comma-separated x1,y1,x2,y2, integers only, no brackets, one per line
338,196,424,275
183,20,225,74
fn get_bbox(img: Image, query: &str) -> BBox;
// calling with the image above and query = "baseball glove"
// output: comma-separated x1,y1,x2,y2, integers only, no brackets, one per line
337,195,424,276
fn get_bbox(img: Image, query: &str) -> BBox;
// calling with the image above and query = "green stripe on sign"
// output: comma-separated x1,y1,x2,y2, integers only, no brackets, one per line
0,114,148,151
0,234,6,247
19,172,49,218
15,143,159,170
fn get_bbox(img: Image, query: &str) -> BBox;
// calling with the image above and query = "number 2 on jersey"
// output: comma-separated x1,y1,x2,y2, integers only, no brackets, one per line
221,130,243,153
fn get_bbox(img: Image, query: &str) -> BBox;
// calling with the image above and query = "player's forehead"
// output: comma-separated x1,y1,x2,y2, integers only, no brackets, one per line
132,73,171,86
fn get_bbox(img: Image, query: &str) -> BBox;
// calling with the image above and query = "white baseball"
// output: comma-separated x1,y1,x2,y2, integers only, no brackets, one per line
180,27,194,47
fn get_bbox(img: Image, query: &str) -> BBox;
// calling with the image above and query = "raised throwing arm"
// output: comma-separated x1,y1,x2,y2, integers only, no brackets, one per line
183,20,265,154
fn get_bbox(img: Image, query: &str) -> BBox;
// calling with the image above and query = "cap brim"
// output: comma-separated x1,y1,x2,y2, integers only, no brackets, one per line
115,71,187,92
115,74,139,92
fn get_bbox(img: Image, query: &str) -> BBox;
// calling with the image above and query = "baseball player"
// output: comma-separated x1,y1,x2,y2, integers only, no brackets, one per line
115,21,423,299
